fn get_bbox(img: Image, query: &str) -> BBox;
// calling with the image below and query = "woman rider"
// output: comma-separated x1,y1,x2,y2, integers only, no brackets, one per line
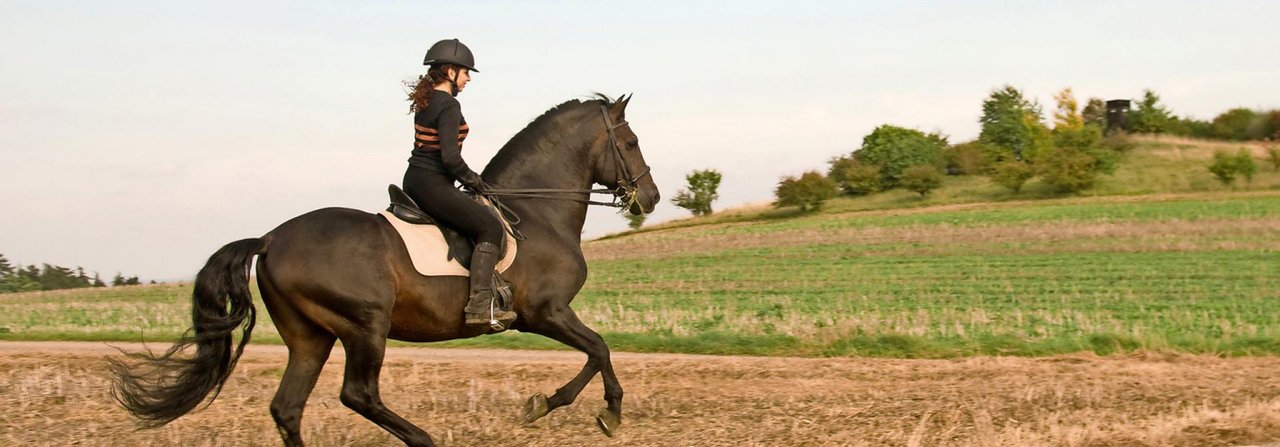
404,38,515,329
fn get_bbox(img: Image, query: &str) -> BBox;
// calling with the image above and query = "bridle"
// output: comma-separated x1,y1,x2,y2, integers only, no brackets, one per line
484,104,651,209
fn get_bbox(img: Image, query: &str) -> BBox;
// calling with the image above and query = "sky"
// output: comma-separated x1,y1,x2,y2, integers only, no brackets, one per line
2,1,1278,281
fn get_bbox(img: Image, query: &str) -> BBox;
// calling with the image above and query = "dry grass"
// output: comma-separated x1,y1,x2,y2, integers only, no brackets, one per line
2,342,1279,446
1137,135,1274,160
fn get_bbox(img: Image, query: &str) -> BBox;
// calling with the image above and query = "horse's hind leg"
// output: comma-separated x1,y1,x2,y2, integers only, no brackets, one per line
260,275,338,447
271,332,335,446
338,326,435,447
524,306,623,436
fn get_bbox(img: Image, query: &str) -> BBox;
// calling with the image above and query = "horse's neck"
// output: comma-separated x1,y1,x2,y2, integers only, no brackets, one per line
487,125,595,245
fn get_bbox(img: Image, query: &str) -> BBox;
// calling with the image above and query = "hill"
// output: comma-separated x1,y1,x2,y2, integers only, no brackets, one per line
615,135,1280,237
1,136,1277,357
571,135,1280,356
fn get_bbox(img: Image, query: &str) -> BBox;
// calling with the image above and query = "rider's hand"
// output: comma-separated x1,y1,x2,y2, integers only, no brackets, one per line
464,178,491,193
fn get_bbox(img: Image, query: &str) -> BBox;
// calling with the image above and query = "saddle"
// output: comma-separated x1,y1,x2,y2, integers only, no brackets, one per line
381,185,517,277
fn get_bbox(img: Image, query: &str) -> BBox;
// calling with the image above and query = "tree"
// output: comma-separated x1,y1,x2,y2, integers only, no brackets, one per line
125,276,141,286
7,265,42,292
1209,108,1274,141
1052,88,1084,130
0,254,12,280
671,169,722,217
901,165,944,197
112,273,126,287
1082,98,1107,128
852,125,946,188
979,85,1051,162
92,272,106,288
1272,110,1280,140
2,269,40,292
623,212,646,230
1128,89,1173,134
774,171,837,212
1168,116,1214,139
989,161,1034,193
39,264,81,290
827,156,883,194
1267,147,1280,172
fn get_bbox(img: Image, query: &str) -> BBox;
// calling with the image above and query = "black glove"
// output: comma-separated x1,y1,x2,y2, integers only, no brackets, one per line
461,173,490,193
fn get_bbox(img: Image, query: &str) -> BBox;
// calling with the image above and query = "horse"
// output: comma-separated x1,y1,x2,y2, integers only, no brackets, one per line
108,94,660,447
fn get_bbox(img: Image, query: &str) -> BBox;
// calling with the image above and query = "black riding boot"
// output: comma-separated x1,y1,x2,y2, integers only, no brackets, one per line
464,241,516,330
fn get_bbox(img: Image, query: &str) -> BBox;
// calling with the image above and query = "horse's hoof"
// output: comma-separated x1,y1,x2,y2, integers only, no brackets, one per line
595,407,621,437
523,393,549,424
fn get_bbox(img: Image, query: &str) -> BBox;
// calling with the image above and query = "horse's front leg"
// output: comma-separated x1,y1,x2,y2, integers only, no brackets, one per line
520,304,623,437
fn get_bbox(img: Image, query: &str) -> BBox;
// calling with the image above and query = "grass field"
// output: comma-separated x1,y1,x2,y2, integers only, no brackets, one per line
1,137,1277,357
577,192,1279,357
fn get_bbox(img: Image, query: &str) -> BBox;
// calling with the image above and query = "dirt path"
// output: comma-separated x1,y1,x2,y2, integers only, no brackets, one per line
2,342,1279,446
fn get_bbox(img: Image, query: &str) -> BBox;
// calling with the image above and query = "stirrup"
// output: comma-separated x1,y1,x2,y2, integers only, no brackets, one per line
466,298,516,332
466,307,516,332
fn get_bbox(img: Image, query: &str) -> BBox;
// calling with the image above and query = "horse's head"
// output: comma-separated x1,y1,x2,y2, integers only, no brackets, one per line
592,94,660,215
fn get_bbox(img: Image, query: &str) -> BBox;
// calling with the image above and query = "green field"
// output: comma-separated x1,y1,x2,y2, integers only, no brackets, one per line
577,193,1279,356
2,138,1278,357
2,192,1276,357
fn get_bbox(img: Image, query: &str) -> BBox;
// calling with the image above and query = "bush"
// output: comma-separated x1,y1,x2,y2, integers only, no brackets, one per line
774,171,838,212
900,165,944,197
1052,123,1104,151
624,212,646,230
1208,149,1258,186
1102,132,1134,152
943,141,993,175
852,125,946,188
828,156,883,195
1267,147,1280,172
1037,146,1101,193
671,169,722,216
989,161,1034,193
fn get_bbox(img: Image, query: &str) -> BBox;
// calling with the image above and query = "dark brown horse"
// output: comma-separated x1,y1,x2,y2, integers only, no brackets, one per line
109,95,659,447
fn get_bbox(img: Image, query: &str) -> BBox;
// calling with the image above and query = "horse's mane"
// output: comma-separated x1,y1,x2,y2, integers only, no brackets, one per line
483,94,616,177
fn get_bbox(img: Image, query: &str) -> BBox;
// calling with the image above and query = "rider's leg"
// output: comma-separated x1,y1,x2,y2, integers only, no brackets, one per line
403,168,515,329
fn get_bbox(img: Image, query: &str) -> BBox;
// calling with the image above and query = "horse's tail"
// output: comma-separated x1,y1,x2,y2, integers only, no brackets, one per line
109,237,267,428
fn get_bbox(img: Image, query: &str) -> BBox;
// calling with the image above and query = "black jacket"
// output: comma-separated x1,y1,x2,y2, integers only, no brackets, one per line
408,90,482,187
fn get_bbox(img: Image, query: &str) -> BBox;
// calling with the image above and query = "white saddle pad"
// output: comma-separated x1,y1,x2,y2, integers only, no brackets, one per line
378,206,518,277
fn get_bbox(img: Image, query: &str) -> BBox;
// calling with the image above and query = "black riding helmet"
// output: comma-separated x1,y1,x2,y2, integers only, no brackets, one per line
422,38,478,72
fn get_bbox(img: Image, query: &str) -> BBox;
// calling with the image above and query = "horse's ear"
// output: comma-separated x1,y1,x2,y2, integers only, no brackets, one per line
611,93,631,117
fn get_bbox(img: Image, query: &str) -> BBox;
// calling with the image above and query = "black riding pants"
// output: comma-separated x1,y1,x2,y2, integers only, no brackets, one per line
402,165,503,248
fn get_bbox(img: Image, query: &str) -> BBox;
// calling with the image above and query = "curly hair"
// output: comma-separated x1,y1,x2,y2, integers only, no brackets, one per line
406,64,458,113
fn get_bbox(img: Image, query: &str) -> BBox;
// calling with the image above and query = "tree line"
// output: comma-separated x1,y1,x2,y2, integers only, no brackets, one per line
773,86,1279,210
0,253,145,293
625,85,1278,228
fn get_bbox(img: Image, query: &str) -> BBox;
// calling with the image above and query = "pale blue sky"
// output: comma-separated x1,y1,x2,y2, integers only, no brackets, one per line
2,1,1277,280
